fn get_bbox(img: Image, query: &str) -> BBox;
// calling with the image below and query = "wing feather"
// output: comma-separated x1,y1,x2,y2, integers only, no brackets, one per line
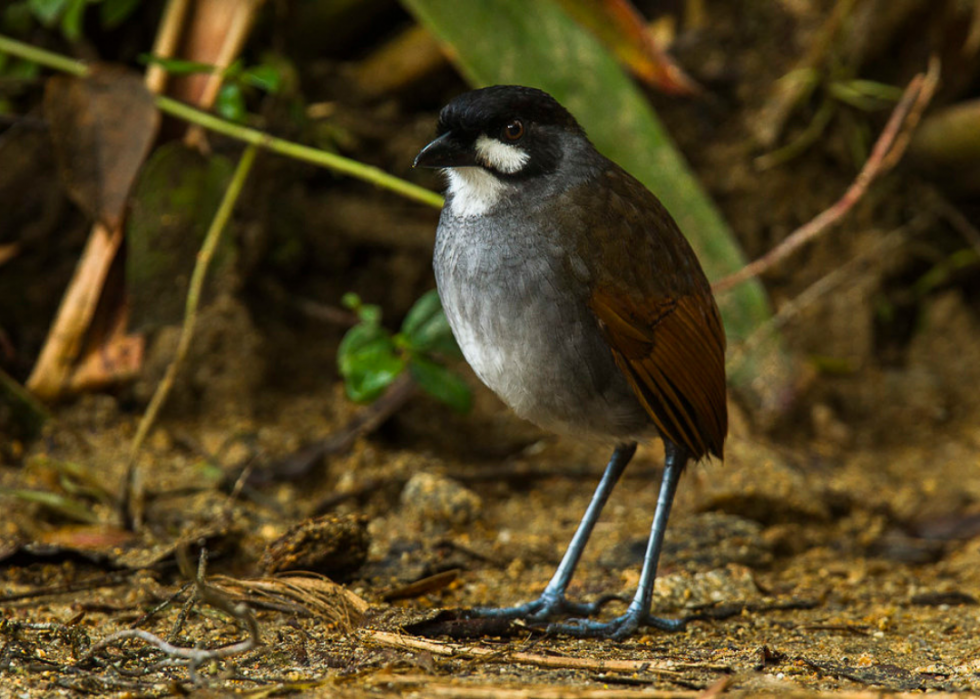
591,289,727,460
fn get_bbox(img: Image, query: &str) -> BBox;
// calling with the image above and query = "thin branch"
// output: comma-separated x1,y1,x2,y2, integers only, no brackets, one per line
80,549,261,681
144,0,191,94
713,57,941,294
0,34,444,209
0,35,87,76
725,221,923,375
360,629,711,676
155,96,443,207
123,144,259,529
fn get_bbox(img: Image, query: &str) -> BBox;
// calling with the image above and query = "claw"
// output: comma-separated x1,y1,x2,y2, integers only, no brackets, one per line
470,590,626,622
546,610,686,640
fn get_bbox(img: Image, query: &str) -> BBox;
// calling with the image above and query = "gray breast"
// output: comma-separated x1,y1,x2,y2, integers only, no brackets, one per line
433,209,650,440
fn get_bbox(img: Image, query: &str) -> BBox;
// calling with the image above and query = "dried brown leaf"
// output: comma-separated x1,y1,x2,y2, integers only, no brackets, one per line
44,65,160,230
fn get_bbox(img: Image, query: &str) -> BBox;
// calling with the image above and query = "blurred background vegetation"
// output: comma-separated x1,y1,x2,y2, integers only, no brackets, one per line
0,0,977,510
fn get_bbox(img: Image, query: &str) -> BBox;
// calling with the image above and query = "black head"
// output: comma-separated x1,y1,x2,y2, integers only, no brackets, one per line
414,86,586,180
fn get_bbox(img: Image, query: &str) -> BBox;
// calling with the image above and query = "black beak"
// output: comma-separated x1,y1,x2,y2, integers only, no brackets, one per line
413,132,476,168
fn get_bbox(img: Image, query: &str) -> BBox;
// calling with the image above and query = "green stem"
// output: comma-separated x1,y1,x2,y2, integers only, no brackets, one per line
0,34,87,76
123,144,259,528
156,96,444,208
0,34,445,209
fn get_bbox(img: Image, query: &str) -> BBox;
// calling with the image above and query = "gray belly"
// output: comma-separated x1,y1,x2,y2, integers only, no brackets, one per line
434,217,649,440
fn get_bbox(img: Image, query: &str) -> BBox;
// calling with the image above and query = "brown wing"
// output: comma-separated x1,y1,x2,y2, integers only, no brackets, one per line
573,166,727,460
590,288,726,460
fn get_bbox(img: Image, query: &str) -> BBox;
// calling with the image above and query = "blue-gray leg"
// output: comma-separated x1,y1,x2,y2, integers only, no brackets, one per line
472,443,637,621
547,440,688,639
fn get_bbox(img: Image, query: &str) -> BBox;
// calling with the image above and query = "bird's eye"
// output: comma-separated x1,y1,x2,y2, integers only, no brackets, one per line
502,120,524,141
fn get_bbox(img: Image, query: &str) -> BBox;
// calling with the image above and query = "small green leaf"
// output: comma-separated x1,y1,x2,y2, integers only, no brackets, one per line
345,355,404,402
409,356,471,413
28,0,68,26
338,323,405,402
358,303,382,324
7,489,100,523
241,64,282,93
100,0,141,27
59,0,86,42
337,322,388,373
401,289,442,337
215,83,246,122
401,289,460,356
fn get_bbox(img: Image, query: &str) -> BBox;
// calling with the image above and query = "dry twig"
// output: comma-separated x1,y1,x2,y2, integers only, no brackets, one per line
79,549,261,683
359,629,725,677
713,57,941,294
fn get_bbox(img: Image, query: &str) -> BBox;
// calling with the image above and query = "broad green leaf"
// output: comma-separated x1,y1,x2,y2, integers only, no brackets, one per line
338,324,405,403
401,0,792,405
59,0,85,42
400,290,460,357
126,143,235,330
409,356,472,413
337,322,389,375
400,289,441,336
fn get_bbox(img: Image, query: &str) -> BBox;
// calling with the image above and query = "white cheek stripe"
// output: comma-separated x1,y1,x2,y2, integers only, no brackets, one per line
475,134,529,174
445,167,508,218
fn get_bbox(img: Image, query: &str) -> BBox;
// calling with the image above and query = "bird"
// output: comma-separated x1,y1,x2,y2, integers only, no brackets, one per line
413,85,727,639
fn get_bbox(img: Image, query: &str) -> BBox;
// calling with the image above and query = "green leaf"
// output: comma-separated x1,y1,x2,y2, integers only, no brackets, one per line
400,0,793,406
241,64,282,93
7,489,100,523
28,0,68,26
337,323,405,403
400,289,460,357
59,0,86,42
100,0,142,28
409,356,471,413
215,83,246,123
358,303,382,325
337,322,388,373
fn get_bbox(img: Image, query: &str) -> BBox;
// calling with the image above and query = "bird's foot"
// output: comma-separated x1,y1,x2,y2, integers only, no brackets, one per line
545,605,686,640
470,589,622,622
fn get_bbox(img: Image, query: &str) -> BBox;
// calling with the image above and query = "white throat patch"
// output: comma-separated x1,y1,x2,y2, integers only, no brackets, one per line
475,134,529,174
444,134,527,218
445,167,509,218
